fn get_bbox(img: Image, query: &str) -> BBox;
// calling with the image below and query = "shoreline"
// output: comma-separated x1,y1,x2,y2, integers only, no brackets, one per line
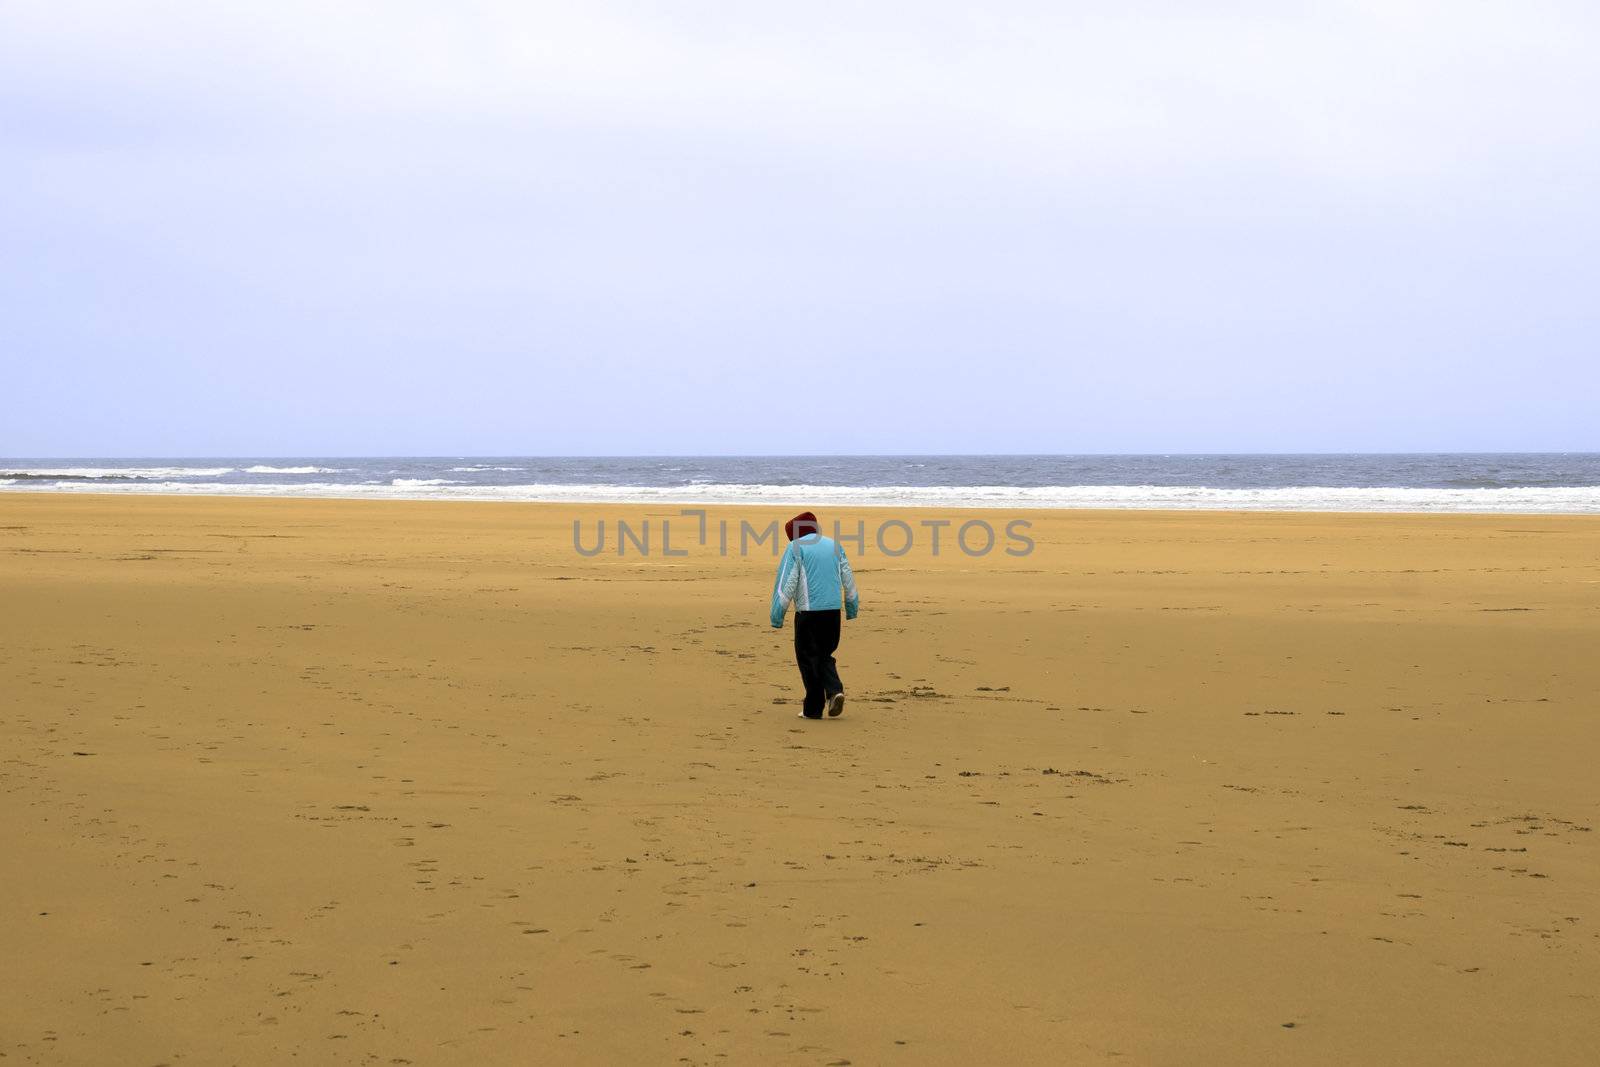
7,486,1600,518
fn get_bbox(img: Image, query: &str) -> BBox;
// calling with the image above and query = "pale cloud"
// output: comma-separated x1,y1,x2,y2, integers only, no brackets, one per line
3,3,1597,454
6,1,1596,181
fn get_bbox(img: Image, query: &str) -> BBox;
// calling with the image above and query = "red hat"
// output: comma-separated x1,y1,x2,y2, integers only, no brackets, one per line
785,511,819,541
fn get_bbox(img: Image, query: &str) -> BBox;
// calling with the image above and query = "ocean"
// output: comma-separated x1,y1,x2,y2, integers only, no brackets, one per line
2,454,1599,512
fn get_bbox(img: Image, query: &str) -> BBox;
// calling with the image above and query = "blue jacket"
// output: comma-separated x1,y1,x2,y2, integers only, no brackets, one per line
770,533,860,627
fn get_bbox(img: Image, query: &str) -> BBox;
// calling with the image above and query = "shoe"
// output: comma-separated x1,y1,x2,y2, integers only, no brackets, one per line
826,692,845,718
798,711,822,719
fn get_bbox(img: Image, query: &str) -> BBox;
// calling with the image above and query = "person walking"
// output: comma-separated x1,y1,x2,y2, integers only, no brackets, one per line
769,511,860,719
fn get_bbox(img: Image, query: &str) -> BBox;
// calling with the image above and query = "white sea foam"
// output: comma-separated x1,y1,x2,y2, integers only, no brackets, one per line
243,465,351,474
448,465,526,472
5,479,1600,513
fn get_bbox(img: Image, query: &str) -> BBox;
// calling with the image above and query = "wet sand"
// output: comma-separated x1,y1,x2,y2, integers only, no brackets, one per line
2,494,1597,1065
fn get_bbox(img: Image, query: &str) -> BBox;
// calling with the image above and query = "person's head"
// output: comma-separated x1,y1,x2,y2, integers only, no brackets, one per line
785,511,820,541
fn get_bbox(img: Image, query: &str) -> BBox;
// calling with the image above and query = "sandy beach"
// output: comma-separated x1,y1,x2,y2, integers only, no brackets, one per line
2,493,1597,1065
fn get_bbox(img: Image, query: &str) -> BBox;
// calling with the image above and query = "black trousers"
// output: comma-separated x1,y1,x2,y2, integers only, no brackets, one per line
793,609,843,717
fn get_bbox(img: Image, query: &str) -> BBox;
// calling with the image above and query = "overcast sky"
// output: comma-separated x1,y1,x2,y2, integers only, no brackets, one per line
3,1,1597,456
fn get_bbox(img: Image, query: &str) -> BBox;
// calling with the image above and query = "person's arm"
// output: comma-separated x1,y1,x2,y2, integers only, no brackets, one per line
770,542,801,628
838,544,860,621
